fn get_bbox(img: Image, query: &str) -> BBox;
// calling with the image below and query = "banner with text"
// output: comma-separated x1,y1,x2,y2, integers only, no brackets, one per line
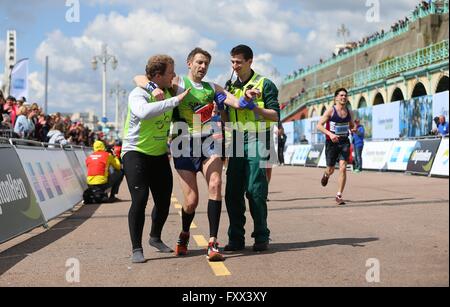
15,147,83,221
284,145,299,165
362,141,393,170
283,121,294,146
0,145,45,243
406,139,441,176
305,144,325,167
372,101,400,140
64,150,88,190
430,138,449,177
291,145,312,165
386,140,418,171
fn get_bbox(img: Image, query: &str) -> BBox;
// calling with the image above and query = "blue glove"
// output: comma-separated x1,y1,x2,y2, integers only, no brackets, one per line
214,92,227,111
239,96,256,110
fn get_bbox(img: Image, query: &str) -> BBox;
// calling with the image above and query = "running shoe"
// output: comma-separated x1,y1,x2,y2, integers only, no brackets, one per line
207,241,225,261
321,173,329,187
131,248,145,263
253,241,269,252
175,232,190,256
223,243,245,252
336,194,346,205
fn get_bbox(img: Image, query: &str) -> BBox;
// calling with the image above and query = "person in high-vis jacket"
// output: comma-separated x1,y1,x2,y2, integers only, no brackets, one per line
223,45,280,252
86,140,123,202
122,54,190,263
133,48,240,262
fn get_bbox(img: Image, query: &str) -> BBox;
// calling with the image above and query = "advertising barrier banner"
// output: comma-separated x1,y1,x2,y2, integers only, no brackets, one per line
387,140,417,171
305,144,325,167
430,138,449,177
400,96,433,138
354,106,373,139
372,102,400,140
317,146,327,168
283,121,294,146
64,150,88,190
0,145,45,243
362,141,393,170
432,91,449,122
15,147,83,221
284,145,298,165
74,150,88,177
406,139,442,175
291,145,312,165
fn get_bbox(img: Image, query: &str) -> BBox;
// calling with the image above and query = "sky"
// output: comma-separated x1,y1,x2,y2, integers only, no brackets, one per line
0,0,420,119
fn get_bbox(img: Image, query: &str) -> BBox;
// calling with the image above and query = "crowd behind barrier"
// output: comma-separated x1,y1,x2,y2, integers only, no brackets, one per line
0,90,119,147
0,137,93,244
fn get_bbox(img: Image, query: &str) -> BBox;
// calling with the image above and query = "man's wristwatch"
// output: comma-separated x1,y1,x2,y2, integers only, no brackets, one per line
146,81,159,92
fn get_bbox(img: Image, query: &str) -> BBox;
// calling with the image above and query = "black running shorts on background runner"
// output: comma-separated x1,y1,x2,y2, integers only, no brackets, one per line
325,138,350,167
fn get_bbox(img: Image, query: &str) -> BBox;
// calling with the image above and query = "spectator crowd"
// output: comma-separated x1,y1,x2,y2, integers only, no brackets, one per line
1,89,102,147
286,0,441,82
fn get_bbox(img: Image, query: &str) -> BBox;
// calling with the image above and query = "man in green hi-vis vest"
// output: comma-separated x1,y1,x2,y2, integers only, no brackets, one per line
134,48,240,262
223,45,280,252
122,55,190,263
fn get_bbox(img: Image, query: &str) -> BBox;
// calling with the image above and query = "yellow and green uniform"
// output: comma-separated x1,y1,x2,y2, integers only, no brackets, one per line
122,88,174,157
173,76,215,136
225,70,279,246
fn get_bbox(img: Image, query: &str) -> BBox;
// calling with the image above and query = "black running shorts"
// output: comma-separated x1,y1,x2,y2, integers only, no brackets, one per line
325,138,350,167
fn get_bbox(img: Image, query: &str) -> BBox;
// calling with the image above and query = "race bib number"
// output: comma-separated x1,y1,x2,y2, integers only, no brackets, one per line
334,123,349,136
194,103,214,124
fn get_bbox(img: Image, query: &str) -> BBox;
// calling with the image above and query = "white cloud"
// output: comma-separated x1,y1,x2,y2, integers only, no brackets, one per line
28,71,45,101
252,54,282,87
31,9,231,117
24,0,419,115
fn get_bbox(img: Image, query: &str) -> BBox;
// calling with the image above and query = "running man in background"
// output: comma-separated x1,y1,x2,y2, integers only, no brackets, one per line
316,88,354,205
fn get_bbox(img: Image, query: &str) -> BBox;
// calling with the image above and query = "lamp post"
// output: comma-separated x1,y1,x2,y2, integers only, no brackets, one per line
337,24,350,45
110,82,126,138
91,43,118,124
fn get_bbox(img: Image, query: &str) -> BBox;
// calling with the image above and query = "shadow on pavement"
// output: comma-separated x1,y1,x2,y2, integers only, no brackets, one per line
224,237,379,259
0,203,100,277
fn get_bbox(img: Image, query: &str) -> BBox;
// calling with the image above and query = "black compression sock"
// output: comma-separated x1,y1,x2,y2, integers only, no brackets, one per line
208,200,222,238
182,209,195,233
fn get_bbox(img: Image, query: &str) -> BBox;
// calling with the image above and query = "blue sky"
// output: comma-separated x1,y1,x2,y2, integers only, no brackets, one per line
0,0,418,119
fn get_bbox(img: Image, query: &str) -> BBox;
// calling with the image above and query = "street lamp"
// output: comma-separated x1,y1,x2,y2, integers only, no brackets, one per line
110,82,127,137
91,43,118,123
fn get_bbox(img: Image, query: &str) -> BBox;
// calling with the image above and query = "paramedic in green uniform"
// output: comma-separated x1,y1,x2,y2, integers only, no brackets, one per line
224,45,280,252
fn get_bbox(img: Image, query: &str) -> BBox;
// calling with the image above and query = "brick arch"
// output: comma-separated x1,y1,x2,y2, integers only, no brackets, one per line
411,81,428,98
372,92,385,105
435,74,449,94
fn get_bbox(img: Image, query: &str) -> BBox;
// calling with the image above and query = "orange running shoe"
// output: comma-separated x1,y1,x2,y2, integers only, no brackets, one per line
207,241,225,262
175,232,190,256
